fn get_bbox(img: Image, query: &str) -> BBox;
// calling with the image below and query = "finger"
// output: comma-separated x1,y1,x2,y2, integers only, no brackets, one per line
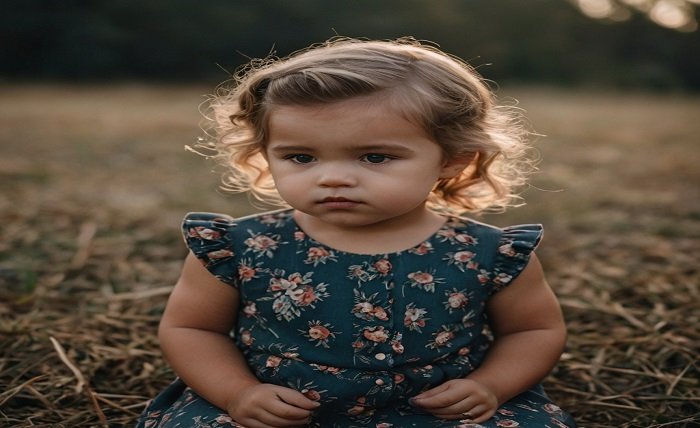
412,382,449,400
411,384,464,409
275,388,322,410
468,404,496,423
266,398,316,420
428,396,480,416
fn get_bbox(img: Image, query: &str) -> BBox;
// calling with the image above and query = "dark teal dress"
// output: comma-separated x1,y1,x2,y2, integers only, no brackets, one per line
138,209,575,428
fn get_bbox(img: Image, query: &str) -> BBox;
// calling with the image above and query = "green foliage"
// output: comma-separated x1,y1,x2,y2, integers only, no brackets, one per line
1,0,698,89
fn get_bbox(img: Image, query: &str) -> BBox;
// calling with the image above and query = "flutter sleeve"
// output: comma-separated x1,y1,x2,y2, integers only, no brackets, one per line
489,224,543,295
181,212,239,288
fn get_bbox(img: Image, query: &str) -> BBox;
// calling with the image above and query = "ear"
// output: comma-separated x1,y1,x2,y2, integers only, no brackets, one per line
439,153,476,179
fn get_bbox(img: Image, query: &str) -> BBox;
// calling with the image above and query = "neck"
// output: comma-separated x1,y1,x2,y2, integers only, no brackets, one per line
293,206,447,254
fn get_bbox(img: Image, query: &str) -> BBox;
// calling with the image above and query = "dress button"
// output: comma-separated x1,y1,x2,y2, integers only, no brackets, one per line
375,353,386,360
375,378,384,385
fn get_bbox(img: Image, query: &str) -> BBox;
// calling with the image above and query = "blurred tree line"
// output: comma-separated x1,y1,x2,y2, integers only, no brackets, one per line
2,0,698,90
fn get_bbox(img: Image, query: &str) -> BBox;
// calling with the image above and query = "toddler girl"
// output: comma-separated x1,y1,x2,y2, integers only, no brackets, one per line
138,37,576,428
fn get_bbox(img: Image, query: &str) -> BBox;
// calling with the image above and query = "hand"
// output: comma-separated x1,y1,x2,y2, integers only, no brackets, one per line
226,383,321,428
409,378,498,423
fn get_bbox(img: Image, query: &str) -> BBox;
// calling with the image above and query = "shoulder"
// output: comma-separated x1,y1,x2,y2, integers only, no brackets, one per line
446,215,543,248
180,209,294,287
182,209,293,234
447,215,543,293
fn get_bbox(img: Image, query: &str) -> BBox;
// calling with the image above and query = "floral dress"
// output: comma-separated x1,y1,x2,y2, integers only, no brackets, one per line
137,209,575,428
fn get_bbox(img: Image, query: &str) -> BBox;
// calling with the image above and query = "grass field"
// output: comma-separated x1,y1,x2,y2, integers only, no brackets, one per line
1,84,698,427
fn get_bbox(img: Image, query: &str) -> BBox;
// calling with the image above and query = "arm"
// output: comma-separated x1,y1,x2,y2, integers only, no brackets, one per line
159,252,320,428
410,253,567,422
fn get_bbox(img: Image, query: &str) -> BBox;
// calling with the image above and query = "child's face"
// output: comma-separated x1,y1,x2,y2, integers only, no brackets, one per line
265,98,462,229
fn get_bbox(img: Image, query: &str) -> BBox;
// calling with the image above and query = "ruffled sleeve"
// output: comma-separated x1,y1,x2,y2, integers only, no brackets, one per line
489,224,543,295
181,212,239,288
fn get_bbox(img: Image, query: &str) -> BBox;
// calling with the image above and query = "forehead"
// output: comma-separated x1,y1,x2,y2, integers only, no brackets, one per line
266,97,430,142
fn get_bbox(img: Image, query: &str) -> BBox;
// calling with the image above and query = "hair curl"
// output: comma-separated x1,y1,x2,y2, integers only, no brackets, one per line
195,37,535,214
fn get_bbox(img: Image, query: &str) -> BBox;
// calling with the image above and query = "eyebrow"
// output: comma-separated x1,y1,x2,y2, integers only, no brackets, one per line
267,142,416,153
267,144,315,153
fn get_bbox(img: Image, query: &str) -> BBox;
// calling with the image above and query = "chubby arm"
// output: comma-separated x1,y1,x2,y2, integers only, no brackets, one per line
411,253,567,422
159,252,319,428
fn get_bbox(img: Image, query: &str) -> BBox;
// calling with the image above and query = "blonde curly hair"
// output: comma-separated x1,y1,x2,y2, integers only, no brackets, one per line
196,37,534,214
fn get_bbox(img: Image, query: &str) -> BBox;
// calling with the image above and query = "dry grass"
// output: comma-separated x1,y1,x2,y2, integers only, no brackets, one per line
1,84,698,427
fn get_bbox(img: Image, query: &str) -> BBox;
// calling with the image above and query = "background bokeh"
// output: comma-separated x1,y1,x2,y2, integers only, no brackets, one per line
2,0,699,90
1,1,699,427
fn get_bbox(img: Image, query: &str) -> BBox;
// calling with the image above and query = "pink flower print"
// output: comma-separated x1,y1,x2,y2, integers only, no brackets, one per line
550,419,571,428
188,226,220,240
309,325,330,340
363,326,389,343
497,409,515,416
281,351,300,359
404,305,429,332
544,403,562,414
391,339,404,354
242,301,257,317
348,264,373,283
455,233,478,246
493,273,513,286
265,271,328,321
393,373,405,384
477,269,490,284
372,306,388,321
409,271,433,284
215,415,234,424
351,290,387,320
352,340,365,350
437,227,456,239
353,301,374,318
244,233,279,258
405,270,443,293
305,246,337,266
496,420,519,427
376,423,393,428
373,259,392,275
303,321,337,348
298,286,318,305
207,249,233,260
288,272,305,285
435,330,454,346
445,250,478,272
238,263,257,282
499,242,516,257
312,364,342,375
410,241,433,255
269,277,292,292
447,292,469,310
454,251,475,263
294,230,306,241
239,330,254,346
259,213,288,227
427,326,456,349
266,355,282,368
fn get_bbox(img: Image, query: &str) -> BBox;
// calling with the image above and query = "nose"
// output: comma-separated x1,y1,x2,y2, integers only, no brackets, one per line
316,162,357,187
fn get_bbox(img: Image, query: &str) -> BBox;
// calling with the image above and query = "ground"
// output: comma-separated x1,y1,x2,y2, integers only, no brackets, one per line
0,84,698,427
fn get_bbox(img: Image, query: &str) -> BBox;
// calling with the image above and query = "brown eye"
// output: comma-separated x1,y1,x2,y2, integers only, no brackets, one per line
362,154,392,164
285,154,315,164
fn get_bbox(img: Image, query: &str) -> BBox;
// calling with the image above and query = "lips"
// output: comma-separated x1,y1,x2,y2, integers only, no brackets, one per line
321,197,356,203
318,196,360,209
